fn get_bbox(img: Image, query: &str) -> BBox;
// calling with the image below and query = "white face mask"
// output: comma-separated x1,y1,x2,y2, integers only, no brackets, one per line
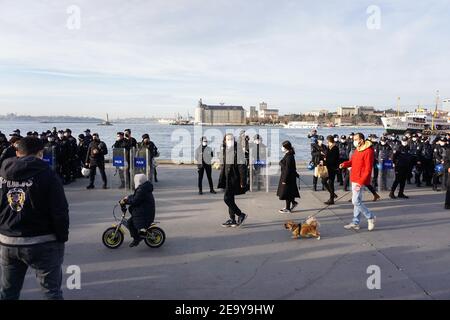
226,140,234,148
255,140,260,145
202,141,207,146
58,134,63,139
381,141,386,145
318,141,323,146
48,137,53,142
412,138,417,141
402,141,408,146
353,140,359,148
440,142,446,146
334,138,338,142
281,146,287,153
340,139,345,143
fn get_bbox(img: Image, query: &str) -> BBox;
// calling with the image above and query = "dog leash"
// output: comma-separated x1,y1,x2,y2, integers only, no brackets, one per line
297,174,353,223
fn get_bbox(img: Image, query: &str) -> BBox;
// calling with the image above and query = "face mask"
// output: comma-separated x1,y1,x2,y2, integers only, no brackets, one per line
281,146,287,153
402,141,408,146
48,137,54,142
353,140,359,148
340,139,345,143
202,141,207,146
381,141,386,145
255,140,260,145
412,138,417,142
334,138,338,142
58,134,63,139
226,140,233,148
318,141,323,146
440,142,446,146
116,137,122,141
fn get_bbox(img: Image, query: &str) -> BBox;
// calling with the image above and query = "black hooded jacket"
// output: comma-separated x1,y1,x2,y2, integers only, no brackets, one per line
0,156,69,242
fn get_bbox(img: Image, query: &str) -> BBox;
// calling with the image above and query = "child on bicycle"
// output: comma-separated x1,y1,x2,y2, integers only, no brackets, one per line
120,174,155,247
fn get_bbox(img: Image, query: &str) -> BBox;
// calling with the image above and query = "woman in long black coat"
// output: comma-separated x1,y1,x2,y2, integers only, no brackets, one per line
277,141,300,213
122,174,155,247
217,134,248,228
323,135,340,205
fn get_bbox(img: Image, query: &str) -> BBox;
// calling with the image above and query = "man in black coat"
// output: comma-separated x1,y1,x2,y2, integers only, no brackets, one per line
113,132,131,188
390,136,411,199
217,134,248,228
121,174,155,247
85,133,108,189
140,134,159,182
0,137,69,300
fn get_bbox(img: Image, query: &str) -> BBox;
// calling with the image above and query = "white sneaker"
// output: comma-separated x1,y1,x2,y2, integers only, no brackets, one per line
368,217,376,231
344,223,360,230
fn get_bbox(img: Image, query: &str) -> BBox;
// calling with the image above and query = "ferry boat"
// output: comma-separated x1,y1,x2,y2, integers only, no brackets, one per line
284,121,319,129
381,108,450,134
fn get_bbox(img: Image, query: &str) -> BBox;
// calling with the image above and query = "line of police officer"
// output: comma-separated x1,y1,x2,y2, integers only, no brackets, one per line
0,128,159,190
307,129,450,202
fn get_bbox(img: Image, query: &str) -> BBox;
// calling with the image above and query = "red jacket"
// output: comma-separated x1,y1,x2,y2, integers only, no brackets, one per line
342,141,374,186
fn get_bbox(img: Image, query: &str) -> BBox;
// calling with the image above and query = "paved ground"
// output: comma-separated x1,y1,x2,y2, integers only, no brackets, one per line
11,164,450,300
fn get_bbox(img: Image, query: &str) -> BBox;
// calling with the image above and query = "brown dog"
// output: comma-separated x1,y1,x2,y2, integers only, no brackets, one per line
284,216,321,240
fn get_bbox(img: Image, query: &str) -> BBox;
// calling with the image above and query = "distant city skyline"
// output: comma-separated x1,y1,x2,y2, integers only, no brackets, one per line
1,0,449,118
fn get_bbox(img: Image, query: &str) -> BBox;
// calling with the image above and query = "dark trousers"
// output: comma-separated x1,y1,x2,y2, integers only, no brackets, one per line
198,165,214,192
422,159,433,186
224,192,243,221
372,164,379,187
322,168,336,200
118,168,130,188
445,178,450,208
391,168,408,195
312,176,326,191
0,242,65,300
128,217,153,241
285,197,296,210
89,163,107,186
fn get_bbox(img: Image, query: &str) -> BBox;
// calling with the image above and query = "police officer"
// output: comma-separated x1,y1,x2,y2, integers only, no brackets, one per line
43,134,61,174
369,134,379,188
420,135,434,187
113,132,131,189
249,134,267,191
140,134,159,183
86,133,108,189
390,136,411,199
432,137,446,191
124,129,138,149
378,136,393,191
64,129,78,183
311,135,326,191
409,133,423,187
77,134,89,178
55,130,71,184
337,135,350,191
195,136,216,195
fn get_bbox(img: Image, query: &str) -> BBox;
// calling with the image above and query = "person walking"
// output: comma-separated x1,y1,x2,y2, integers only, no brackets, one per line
311,135,326,191
0,137,69,300
85,133,108,189
277,141,300,213
217,134,248,228
322,135,339,205
194,137,216,195
340,133,376,231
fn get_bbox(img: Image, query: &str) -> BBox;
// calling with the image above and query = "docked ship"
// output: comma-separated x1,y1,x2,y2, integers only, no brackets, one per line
284,121,319,129
381,108,450,134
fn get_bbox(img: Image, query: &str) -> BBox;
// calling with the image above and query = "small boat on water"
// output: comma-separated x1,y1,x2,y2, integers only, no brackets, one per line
98,114,113,126
284,121,319,129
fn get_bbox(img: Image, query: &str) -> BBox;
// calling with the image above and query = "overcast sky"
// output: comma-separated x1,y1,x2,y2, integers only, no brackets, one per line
0,0,449,118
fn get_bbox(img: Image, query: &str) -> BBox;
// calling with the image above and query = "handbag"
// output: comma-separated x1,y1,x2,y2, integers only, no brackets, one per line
314,165,328,178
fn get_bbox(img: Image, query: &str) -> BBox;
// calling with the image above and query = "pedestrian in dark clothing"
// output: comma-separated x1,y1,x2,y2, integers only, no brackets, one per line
420,136,434,186
194,137,216,195
390,137,411,199
0,137,69,300
277,141,300,213
124,129,138,149
113,132,131,189
432,137,446,191
338,135,350,191
121,174,155,247
85,133,108,189
0,136,21,168
378,137,393,191
323,135,339,205
140,134,159,183
217,134,248,228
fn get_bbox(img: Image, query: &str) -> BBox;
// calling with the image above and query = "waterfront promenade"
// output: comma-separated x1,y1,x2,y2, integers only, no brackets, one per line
14,165,450,300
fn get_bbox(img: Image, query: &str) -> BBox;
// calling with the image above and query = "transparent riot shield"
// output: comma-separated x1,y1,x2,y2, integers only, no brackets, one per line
43,146,56,171
377,159,394,192
130,147,154,189
249,145,269,192
112,148,129,190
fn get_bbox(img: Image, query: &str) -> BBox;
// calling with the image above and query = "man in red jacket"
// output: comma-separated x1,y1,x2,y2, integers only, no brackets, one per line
340,133,376,231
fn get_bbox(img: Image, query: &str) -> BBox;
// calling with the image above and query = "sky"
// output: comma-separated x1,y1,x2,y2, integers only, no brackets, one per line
0,0,449,118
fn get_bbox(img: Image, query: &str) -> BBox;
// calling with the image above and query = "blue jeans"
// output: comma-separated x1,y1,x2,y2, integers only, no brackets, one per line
351,183,374,225
0,241,65,300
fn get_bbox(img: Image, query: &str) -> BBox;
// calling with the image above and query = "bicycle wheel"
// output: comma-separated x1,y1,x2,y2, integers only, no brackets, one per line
144,227,166,248
102,227,124,249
